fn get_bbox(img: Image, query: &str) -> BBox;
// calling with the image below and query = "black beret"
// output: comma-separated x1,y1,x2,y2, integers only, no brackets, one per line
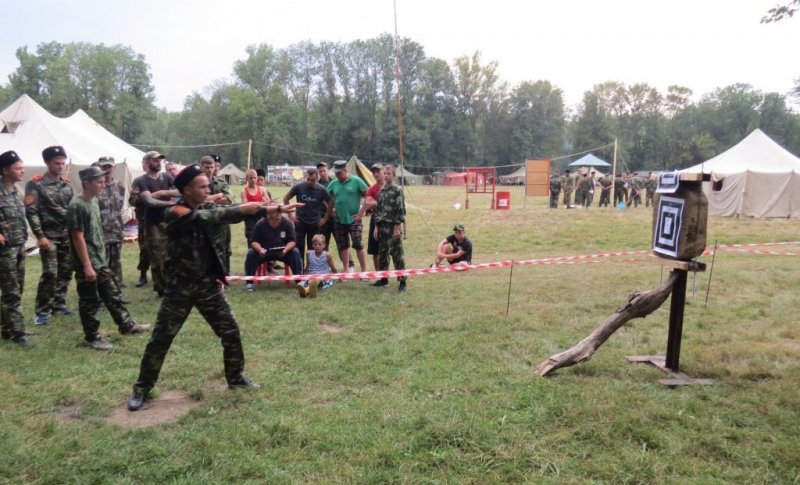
174,165,204,192
211,154,221,163
255,168,266,177
42,145,67,161
0,150,21,169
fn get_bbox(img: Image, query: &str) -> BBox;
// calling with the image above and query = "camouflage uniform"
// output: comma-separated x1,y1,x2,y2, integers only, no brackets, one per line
210,177,232,274
645,176,657,207
598,177,613,207
25,172,74,315
67,195,138,341
97,179,125,285
0,182,28,339
576,176,593,207
374,184,406,282
129,177,149,275
549,175,562,208
630,175,645,207
613,176,627,206
133,201,260,393
561,174,574,207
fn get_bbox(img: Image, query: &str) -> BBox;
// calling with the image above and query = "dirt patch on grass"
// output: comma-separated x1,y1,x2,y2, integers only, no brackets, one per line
57,404,83,423
319,321,343,333
104,390,200,429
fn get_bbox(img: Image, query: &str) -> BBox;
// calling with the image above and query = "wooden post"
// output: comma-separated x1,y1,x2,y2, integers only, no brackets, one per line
665,269,688,372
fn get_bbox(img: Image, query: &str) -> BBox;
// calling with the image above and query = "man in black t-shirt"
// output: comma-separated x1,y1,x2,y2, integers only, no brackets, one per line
243,211,304,292
283,167,332,265
432,224,473,267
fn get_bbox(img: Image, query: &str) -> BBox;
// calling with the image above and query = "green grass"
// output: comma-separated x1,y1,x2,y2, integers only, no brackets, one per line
2,186,799,483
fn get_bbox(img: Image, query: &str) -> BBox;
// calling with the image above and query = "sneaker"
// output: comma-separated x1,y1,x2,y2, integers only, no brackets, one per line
398,281,407,293
371,278,389,287
308,280,319,298
122,323,151,335
52,307,73,316
228,376,261,389
297,284,308,298
245,283,255,293
127,389,147,411
88,335,113,351
34,313,50,325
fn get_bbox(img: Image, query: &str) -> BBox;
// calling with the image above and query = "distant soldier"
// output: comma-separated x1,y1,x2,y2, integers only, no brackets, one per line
93,157,126,287
575,172,593,208
629,172,644,207
25,145,75,325
200,155,233,274
561,169,574,207
598,174,613,207
614,174,627,207
645,171,657,207
130,159,150,288
127,166,303,411
0,150,33,346
372,164,407,293
549,170,562,208
68,166,151,350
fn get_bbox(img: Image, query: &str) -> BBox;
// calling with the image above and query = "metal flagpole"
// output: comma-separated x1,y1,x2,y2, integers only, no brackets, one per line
611,138,618,206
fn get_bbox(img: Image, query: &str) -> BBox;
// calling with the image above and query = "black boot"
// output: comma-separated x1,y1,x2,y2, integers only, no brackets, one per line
135,271,148,288
371,278,389,287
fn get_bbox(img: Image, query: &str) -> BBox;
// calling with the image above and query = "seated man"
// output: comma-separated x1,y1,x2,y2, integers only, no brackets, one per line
432,224,473,267
244,210,304,292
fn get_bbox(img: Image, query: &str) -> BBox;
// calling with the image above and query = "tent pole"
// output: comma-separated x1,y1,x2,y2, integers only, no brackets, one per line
611,138,618,205
247,139,253,171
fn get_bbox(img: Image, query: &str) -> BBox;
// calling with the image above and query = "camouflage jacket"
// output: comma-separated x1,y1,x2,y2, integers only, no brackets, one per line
96,179,125,243
0,182,27,247
210,177,232,203
550,175,562,193
164,201,259,291
24,172,74,240
561,175,574,192
374,184,405,225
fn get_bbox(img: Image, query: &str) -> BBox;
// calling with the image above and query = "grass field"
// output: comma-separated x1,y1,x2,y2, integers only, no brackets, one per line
1,185,799,483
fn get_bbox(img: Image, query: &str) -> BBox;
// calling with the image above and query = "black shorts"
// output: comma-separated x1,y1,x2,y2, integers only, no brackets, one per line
367,217,379,255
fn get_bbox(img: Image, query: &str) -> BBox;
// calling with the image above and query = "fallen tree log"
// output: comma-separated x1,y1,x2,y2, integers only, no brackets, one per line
536,271,679,376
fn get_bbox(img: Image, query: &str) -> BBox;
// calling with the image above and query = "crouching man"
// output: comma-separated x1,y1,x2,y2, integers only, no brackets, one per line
68,167,150,350
128,166,302,411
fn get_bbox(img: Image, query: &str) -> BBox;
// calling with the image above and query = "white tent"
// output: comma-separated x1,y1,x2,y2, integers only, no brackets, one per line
0,94,145,221
682,129,800,218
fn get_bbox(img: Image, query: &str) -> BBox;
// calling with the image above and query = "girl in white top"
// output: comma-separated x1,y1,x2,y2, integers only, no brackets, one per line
298,234,338,298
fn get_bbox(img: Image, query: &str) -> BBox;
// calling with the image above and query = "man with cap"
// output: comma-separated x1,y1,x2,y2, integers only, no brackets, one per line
25,145,75,325
431,224,473,268
68,166,151,350
127,165,304,411
561,169,573,207
134,151,178,297
0,150,34,346
93,157,126,288
200,155,233,274
364,163,385,270
372,164,408,292
130,159,151,287
326,160,369,275
283,166,332,265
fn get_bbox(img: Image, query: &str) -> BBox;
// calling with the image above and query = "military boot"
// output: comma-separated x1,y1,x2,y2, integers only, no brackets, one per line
135,271,148,288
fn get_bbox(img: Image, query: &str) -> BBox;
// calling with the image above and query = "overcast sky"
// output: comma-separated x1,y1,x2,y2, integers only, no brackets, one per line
1,0,798,112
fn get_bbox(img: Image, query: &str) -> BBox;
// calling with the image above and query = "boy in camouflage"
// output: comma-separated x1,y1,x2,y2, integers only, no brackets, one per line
68,166,150,350
372,164,407,293
128,165,303,411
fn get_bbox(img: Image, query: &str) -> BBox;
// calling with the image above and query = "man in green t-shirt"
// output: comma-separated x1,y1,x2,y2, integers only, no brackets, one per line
326,160,369,275
68,166,150,351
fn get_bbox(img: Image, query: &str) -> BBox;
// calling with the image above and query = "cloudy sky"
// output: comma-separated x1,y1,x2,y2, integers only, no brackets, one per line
1,0,797,112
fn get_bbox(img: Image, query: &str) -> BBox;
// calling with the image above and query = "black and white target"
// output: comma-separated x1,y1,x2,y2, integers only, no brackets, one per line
653,196,684,257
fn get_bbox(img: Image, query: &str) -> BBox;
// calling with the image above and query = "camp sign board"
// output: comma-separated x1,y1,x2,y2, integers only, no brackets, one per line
652,172,708,261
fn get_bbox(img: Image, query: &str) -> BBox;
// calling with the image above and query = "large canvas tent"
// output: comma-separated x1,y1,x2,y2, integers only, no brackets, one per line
0,94,144,221
681,129,800,218
568,153,611,168
395,165,423,185
498,165,526,185
217,163,246,185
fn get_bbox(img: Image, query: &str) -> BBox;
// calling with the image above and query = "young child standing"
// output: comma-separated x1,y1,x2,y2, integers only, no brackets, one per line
298,234,338,298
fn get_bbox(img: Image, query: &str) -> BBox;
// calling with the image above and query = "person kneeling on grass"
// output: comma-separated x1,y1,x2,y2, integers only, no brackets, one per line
68,166,151,351
431,224,472,268
127,165,303,411
298,234,338,298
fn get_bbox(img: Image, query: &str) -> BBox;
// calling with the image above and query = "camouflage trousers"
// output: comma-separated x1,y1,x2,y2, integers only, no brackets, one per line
549,191,560,208
599,189,611,207
646,191,655,207
133,283,245,393
145,223,168,292
106,242,123,287
136,219,150,272
377,223,406,282
76,267,136,341
35,238,73,315
0,245,26,337
562,190,573,207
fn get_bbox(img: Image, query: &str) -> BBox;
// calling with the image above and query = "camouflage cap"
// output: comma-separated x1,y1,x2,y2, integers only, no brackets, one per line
79,166,106,183
0,150,21,169
42,145,67,161
143,150,165,161
93,156,115,170
453,224,465,232
371,163,384,172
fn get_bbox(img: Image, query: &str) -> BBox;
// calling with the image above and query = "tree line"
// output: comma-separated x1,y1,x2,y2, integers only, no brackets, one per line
2,38,799,174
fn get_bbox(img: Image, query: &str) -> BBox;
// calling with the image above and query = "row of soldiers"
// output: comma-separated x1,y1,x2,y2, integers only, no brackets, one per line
549,169,658,209
0,147,148,348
